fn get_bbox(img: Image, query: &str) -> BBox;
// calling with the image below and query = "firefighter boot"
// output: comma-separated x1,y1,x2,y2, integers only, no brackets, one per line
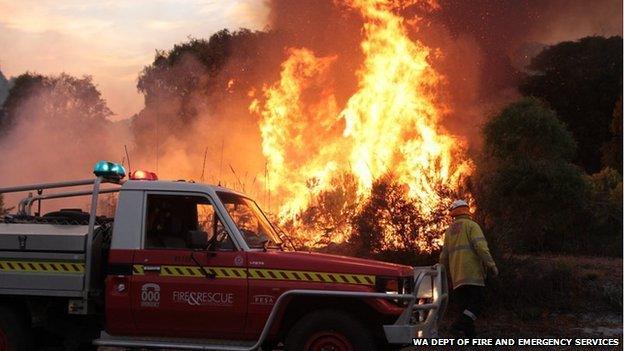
462,309,478,338
451,314,476,338
450,315,467,336
449,320,462,337
463,315,476,338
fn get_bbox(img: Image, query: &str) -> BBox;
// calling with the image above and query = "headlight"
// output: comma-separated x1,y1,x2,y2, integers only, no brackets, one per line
376,276,413,307
376,276,413,294
375,276,400,294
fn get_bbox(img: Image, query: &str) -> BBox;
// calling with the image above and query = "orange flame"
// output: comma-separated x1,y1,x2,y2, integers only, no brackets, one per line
251,0,472,248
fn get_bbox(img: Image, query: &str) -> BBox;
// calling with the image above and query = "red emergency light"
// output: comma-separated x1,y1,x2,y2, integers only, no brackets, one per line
129,170,158,181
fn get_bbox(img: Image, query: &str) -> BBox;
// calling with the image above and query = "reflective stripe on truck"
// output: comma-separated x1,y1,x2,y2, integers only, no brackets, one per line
0,259,85,273
131,264,375,285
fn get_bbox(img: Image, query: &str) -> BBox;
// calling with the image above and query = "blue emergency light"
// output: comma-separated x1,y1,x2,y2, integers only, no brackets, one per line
93,161,126,180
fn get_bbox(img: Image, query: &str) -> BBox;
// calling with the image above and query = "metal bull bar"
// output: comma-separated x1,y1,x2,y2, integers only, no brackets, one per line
94,264,448,350
384,264,448,343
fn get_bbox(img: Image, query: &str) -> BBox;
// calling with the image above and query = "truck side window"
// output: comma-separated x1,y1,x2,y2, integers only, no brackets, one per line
144,194,232,250
198,203,235,251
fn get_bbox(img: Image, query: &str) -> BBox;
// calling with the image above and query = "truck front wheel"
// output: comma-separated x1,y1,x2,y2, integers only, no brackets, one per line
0,305,33,351
284,310,377,351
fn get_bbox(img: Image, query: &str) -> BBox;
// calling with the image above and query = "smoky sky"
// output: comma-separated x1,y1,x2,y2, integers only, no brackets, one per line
434,0,622,90
268,0,622,98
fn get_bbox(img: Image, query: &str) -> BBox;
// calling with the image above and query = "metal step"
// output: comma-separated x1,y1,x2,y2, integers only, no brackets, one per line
94,332,258,351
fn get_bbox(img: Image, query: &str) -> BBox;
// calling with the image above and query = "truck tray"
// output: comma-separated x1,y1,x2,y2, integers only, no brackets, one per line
0,223,89,295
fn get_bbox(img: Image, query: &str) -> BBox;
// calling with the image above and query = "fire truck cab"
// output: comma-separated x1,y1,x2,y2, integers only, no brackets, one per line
0,161,447,351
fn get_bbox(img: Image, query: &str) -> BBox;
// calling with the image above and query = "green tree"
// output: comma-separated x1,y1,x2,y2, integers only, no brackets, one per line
0,72,119,185
520,36,623,173
132,29,277,148
1,73,111,135
474,98,588,252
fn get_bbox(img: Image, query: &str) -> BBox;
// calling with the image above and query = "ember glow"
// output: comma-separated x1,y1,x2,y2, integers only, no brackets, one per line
251,0,473,249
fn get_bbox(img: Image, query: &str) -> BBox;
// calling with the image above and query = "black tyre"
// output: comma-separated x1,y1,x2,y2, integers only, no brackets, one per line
284,309,377,351
0,305,33,351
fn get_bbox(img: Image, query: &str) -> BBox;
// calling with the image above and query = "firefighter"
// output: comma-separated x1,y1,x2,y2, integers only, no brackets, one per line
439,199,498,338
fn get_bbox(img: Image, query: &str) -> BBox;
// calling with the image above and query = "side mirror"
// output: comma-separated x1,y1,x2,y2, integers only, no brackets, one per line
188,230,208,249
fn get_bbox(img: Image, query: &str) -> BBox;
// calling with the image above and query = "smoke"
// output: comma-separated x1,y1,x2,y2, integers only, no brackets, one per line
1,0,620,214
0,74,129,211
429,0,622,146
126,33,285,202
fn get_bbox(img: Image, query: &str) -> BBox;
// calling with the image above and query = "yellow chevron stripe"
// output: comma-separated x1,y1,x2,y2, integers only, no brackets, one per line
133,264,145,275
130,264,375,285
0,260,85,274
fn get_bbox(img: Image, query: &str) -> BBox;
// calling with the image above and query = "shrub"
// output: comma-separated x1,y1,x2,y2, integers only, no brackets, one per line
577,168,623,256
473,98,589,253
484,256,622,316
485,256,581,317
350,174,455,257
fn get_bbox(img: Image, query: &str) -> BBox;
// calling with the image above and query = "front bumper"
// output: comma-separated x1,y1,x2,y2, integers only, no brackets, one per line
383,264,448,344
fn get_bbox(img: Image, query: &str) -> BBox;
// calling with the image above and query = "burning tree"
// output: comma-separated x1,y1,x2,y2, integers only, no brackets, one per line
250,0,473,250
351,174,454,256
280,173,359,248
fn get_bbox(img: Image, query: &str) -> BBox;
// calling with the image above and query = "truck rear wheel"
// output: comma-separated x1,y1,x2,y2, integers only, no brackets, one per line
0,305,33,351
284,310,377,351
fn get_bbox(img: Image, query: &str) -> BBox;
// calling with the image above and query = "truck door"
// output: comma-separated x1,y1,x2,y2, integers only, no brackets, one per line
130,193,247,340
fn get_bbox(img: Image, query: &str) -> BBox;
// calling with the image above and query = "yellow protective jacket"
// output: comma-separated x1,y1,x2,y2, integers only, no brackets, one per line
439,215,496,289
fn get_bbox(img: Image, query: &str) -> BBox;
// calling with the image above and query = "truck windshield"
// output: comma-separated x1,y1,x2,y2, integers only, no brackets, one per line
217,191,283,250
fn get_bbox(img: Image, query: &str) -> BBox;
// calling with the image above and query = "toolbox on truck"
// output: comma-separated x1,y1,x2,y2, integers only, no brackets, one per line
0,223,90,252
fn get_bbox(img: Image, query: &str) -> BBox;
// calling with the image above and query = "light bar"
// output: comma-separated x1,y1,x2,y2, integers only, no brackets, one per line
93,161,126,180
129,170,158,181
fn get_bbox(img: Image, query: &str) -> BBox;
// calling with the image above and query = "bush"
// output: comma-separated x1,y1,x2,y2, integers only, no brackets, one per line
482,98,576,162
473,98,589,253
577,168,623,256
350,174,454,257
484,256,622,317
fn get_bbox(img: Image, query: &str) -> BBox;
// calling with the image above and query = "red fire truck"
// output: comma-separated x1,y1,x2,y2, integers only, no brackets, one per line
0,161,447,351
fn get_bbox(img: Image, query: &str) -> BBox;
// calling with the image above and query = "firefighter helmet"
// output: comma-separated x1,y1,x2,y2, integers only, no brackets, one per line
450,199,468,210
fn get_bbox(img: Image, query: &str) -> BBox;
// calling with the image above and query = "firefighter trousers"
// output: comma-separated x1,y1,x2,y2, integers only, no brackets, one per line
451,285,484,338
